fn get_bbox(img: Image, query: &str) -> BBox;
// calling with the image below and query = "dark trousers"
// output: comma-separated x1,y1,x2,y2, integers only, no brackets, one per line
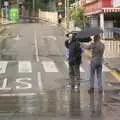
69,63,80,86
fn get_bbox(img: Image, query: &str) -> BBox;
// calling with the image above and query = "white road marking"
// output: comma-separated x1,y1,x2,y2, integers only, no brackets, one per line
0,93,37,97
16,78,32,89
64,61,69,68
37,72,43,90
64,61,85,72
41,36,57,41
18,61,32,73
102,65,110,72
0,61,8,74
0,78,11,90
34,30,39,62
48,36,57,41
80,66,85,72
14,34,20,41
42,61,58,72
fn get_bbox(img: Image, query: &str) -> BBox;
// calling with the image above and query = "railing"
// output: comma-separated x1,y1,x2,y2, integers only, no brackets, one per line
104,28,120,40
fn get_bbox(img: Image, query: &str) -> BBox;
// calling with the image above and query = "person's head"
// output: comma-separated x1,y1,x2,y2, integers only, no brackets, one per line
65,33,69,38
72,33,77,41
94,34,100,42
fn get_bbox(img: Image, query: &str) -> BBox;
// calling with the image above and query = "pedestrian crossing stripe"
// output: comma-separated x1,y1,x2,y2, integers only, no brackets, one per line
64,61,85,72
0,61,8,74
41,61,58,72
0,60,111,74
18,61,32,73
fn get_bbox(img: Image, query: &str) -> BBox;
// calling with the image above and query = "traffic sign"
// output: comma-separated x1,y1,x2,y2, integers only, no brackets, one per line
58,1,63,6
4,1,8,6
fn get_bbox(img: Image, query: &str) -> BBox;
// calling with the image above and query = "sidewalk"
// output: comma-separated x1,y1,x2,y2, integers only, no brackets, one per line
102,40,120,72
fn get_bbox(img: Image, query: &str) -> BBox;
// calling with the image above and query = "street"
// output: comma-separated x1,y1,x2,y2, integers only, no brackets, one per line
0,22,119,120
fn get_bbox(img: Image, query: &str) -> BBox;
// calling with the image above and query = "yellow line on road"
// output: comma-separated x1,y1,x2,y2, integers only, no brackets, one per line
110,71,120,82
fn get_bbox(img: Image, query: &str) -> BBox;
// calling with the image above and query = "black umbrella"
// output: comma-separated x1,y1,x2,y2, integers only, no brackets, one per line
78,37,92,42
76,27,103,39
65,31,92,42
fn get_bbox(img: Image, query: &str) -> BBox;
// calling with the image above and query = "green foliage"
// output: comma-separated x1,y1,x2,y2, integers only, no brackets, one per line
70,6,90,29
24,0,57,11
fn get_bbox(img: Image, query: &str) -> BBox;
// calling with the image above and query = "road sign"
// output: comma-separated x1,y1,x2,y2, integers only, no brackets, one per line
58,1,63,6
9,8,19,23
4,1,9,6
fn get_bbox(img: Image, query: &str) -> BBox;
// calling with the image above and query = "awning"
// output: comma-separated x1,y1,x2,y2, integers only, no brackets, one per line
103,8,120,13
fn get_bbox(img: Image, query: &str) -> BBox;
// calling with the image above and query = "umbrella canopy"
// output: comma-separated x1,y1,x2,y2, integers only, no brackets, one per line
65,31,92,42
76,27,103,39
78,37,92,42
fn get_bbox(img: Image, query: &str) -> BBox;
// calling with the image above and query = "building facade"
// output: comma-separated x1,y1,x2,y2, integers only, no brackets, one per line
81,0,120,39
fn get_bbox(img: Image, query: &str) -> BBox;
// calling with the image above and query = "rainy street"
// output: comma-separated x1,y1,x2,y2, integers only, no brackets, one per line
0,22,120,120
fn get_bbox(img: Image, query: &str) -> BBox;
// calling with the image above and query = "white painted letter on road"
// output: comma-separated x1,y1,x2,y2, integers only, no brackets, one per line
0,78,11,90
16,78,32,90
0,61,8,74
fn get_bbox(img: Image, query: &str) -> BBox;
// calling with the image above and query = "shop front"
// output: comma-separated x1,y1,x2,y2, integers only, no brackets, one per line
82,0,120,39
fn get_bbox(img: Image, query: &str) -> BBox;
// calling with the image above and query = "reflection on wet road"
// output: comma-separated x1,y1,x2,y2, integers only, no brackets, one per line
0,24,119,120
0,87,104,120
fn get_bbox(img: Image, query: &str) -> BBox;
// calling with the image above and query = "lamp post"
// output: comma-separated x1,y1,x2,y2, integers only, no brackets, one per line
65,0,69,32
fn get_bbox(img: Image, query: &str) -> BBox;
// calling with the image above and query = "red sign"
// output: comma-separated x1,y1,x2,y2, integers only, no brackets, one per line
102,0,112,7
56,1,63,7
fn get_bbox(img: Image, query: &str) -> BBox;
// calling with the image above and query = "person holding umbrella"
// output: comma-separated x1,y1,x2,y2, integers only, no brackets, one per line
74,27,105,93
83,34,105,93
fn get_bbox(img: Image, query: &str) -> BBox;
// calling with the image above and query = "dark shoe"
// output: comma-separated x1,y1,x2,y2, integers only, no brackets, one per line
99,89,103,94
88,88,94,93
71,85,75,89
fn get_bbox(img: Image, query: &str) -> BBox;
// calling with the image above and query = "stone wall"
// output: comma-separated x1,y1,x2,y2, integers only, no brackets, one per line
39,10,58,24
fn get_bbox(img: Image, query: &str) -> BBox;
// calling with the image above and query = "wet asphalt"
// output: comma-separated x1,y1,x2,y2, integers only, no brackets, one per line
0,22,119,120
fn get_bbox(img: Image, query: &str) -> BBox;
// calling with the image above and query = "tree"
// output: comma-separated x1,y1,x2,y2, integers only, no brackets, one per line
24,0,57,11
70,6,90,30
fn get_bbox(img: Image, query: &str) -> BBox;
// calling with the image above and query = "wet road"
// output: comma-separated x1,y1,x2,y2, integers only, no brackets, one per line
0,23,119,120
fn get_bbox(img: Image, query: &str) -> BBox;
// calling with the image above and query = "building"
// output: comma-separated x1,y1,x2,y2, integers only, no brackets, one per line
81,0,120,39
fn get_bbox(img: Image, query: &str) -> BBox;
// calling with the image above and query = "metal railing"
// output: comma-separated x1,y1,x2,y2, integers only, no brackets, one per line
104,28,120,40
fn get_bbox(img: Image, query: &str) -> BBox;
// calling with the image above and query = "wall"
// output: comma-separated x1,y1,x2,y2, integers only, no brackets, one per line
102,0,113,7
84,0,113,14
39,10,58,24
84,0,102,14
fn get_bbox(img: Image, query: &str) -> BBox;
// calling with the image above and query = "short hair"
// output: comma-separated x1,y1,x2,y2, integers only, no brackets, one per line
94,34,100,41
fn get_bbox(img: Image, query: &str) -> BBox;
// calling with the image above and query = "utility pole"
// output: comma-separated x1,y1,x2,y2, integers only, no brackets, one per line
65,0,69,32
33,0,35,17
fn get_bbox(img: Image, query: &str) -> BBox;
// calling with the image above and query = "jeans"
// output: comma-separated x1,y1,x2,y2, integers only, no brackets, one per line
90,60,103,89
69,63,80,86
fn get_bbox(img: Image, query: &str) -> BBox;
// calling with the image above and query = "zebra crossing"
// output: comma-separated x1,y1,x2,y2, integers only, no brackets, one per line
0,60,111,74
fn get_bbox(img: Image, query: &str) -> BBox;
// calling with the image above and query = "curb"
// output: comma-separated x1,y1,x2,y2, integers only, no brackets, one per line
39,18,58,25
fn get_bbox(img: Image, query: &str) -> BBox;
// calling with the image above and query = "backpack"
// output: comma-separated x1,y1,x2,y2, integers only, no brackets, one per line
69,40,81,64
